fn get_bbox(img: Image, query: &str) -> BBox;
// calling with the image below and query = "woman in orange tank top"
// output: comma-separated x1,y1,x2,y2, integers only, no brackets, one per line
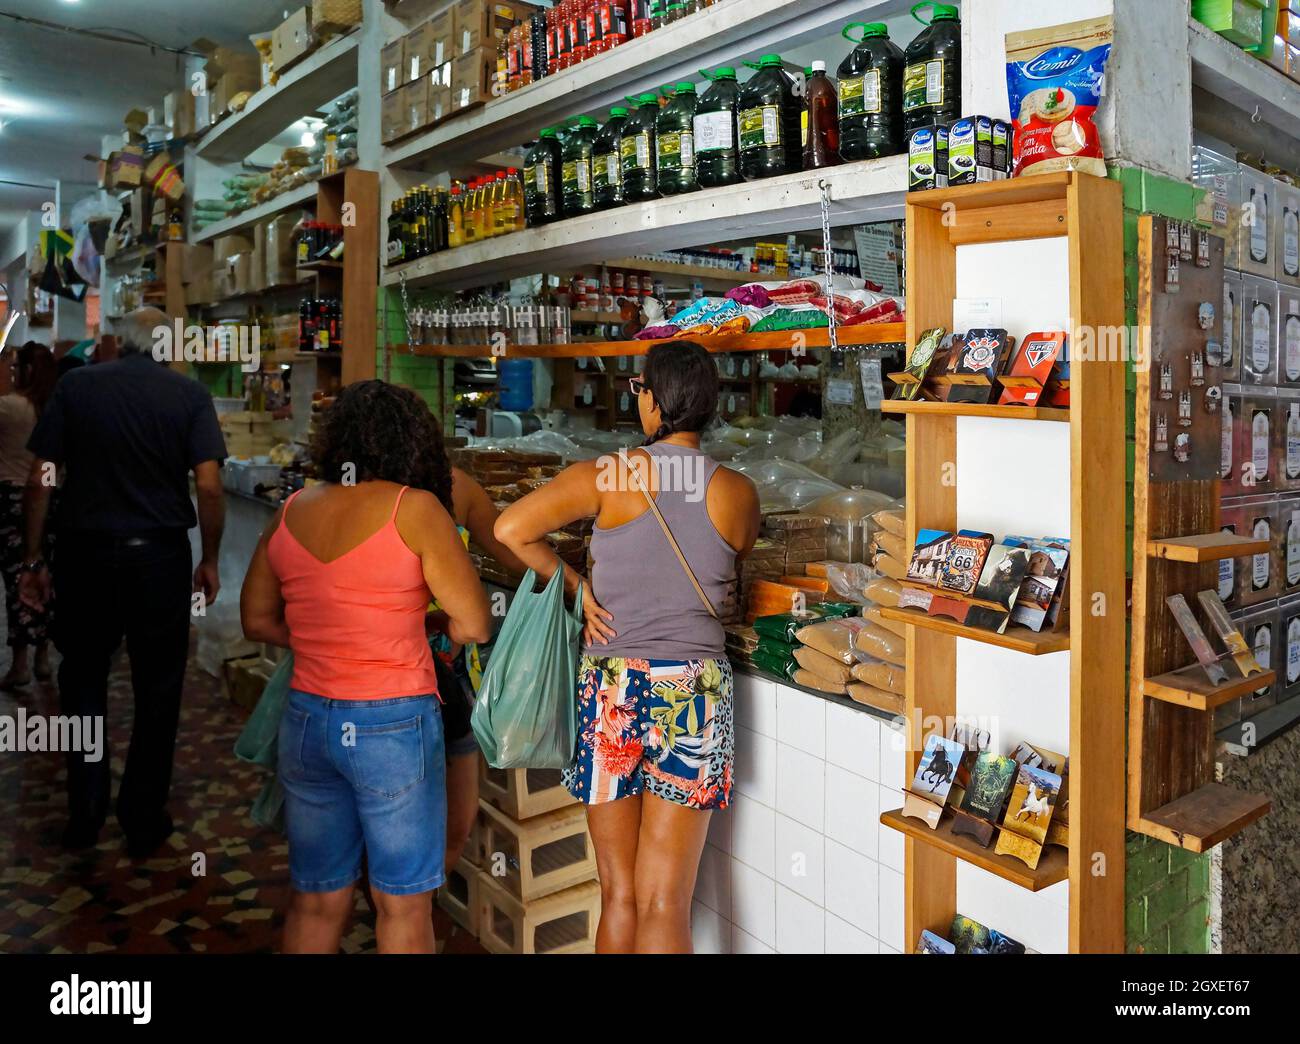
241,382,491,954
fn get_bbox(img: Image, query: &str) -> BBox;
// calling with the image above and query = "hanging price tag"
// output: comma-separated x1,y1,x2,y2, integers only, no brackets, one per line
860,357,884,409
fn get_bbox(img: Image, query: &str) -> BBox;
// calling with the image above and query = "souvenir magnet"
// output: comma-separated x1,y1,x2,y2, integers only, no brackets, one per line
1205,385,1221,413
1190,352,1205,385
1174,432,1191,462
1178,390,1192,426
1155,412,1169,452
1159,363,1173,399
1179,220,1193,261
1198,301,1215,330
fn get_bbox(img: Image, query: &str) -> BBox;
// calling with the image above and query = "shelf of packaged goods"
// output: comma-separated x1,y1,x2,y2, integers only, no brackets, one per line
392,321,905,358
196,31,361,163
1188,17,1300,150
599,258,757,286
881,400,1070,422
383,155,906,290
1142,667,1276,712
1133,782,1270,853
384,0,911,172
879,809,1068,892
879,605,1070,655
194,182,319,243
1146,531,1270,562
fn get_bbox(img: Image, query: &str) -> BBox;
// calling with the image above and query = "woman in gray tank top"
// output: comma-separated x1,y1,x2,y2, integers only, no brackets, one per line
497,342,759,953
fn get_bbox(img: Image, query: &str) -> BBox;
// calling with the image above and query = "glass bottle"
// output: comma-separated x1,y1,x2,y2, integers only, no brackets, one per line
448,182,465,248
802,60,841,169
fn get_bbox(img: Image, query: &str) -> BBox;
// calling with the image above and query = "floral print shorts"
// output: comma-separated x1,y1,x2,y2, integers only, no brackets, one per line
562,655,734,811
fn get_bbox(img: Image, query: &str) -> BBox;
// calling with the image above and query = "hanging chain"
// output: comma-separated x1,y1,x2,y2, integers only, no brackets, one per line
818,179,840,362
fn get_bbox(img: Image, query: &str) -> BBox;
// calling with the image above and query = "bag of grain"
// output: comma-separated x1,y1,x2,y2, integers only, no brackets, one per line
793,645,856,684
853,620,906,665
851,659,905,694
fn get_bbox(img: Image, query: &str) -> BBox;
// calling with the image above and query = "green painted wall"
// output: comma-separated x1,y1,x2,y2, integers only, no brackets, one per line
1107,163,1214,955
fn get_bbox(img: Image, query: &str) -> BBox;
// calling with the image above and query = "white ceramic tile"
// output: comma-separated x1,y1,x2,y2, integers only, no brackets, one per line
706,805,732,854
825,763,879,859
734,670,778,738
826,701,881,782
776,684,826,757
824,839,880,937
730,793,775,878
776,884,825,954
731,925,775,954
879,866,906,952
730,857,776,947
693,842,731,918
690,900,730,954
775,742,825,831
877,786,905,871
734,725,777,807
879,721,908,791
774,812,825,905
825,912,881,954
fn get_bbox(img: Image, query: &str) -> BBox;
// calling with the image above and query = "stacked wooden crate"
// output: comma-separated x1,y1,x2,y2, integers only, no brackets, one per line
438,762,600,954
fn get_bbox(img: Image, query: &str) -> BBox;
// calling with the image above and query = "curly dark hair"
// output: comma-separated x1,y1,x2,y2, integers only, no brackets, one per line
311,380,453,509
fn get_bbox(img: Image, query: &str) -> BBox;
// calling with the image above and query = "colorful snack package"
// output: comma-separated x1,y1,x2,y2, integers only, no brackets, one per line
1005,16,1113,178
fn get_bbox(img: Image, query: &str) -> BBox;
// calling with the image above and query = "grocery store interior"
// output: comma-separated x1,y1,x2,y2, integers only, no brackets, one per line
0,0,1298,963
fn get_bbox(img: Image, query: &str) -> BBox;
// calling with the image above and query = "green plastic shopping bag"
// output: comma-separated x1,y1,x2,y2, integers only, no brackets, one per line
472,567,583,769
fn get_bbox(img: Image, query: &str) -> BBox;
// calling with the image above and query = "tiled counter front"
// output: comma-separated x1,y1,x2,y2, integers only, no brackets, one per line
691,668,909,954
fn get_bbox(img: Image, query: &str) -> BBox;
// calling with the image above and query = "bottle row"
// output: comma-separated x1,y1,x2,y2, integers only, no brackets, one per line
499,0,721,94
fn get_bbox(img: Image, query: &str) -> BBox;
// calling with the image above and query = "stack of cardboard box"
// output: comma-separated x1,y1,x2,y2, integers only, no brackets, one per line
381,0,537,144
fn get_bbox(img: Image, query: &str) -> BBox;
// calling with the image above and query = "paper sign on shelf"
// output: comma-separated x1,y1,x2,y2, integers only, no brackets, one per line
953,297,1003,333
860,357,884,409
826,378,855,406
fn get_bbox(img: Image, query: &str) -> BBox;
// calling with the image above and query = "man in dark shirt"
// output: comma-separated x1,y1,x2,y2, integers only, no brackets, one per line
20,307,227,857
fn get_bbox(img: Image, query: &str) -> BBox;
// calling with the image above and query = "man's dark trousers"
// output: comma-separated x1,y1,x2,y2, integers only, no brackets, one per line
54,530,192,843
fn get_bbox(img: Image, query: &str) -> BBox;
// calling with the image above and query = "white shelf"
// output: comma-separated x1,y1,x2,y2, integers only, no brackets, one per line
384,0,910,173
381,154,906,290
1189,18,1300,145
196,30,360,163
193,181,318,243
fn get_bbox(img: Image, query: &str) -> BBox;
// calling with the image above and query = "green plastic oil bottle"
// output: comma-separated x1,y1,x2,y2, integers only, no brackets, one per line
737,54,802,181
837,21,904,160
694,67,742,188
621,93,659,202
524,127,561,226
657,82,699,194
902,2,960,133
592,106,628,210
561,115,598,217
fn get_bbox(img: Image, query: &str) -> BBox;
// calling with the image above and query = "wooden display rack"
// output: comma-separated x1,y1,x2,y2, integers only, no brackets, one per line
1127,214,1271,853
880,173,1126,953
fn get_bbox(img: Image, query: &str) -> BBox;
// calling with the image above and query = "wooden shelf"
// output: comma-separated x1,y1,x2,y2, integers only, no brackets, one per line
881,400,1070,422
880,809,1068,892
382,155,906,290
1143,667,1276,711
1135,782,1271,853
194,181,319,243
393,322,905,359
297,259,344,272
879,605,1070,655
601,258,756,285
1147,532,1270,562
196,30,360,162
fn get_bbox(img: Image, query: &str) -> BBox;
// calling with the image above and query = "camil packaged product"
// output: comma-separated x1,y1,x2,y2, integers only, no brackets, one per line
1005,16,1113,178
